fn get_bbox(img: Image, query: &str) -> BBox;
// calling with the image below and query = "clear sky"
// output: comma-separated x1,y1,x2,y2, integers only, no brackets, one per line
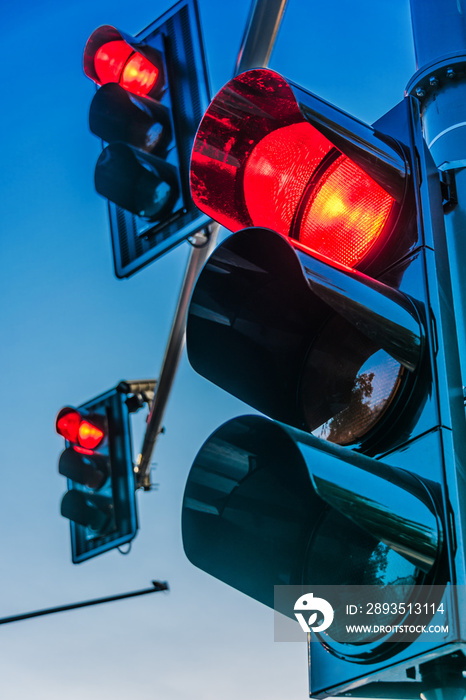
0,1,415,698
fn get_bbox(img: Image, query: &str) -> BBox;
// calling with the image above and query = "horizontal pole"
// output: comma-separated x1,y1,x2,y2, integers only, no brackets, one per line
0,580,168,626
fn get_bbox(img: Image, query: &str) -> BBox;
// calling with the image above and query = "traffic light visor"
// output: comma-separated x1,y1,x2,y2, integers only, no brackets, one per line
191,69,406,270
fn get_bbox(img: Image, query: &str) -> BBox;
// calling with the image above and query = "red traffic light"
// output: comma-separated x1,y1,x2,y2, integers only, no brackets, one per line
56,407,104,450
190,69,408,271
84,26,164,98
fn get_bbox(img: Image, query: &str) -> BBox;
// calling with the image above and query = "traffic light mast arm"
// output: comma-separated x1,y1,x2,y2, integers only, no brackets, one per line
135,0,290,488
136,227,217,488
234,0,288,76
0,581,168,626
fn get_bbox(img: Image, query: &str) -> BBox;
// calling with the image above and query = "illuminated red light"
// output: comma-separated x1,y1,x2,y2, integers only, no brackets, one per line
190,70,395,270
94,41,132,85
56,409,81,444
299,157,393,268
78,420,105,450
243,122,333,241
92,39,160,97
56,408,104,449
120,52,159,95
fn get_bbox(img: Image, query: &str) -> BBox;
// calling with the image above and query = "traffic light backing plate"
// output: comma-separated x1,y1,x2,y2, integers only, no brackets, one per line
66,387,138,563
106,0,210,278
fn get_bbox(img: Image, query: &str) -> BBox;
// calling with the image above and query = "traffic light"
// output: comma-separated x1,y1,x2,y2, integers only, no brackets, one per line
181,69,466,697
83,0,210,277
56,382,152,563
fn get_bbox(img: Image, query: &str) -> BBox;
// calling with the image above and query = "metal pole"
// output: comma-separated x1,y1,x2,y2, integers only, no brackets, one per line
0,581,168,626
136,227,218,488
136,0,289,488
409,0,466,70
407,1,466,689
235,0,288,76
407,0,466,383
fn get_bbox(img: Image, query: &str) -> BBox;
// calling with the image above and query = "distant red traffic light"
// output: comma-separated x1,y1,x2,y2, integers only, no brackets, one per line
56,407,104,450
84,26,164,98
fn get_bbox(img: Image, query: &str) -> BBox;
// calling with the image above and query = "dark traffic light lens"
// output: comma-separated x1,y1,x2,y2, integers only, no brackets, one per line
303,508,422,646
300,317,404,445
89,84,172,156
61,490,114,534
95,143,179,221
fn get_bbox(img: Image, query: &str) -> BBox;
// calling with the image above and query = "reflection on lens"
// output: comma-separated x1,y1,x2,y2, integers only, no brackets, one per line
312,349,403,444
300,316,404,445
303,509,421,644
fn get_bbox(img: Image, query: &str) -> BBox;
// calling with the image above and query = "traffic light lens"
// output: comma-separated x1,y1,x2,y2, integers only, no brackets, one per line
56,408,81,443
95,143,179,221
301,317,404,445
94,41,133,85
56,408,104,448
304,508,421,646
311,350,403,445
93,40,159,97
120,53,159,96
243,122,394,268
243,122,333,238
299,156,394,267
78,420,104,449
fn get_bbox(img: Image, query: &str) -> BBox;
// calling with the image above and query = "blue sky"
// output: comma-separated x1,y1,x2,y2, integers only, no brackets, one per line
0,1,415,698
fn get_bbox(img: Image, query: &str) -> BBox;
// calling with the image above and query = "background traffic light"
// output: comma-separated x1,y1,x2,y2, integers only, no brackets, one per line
83,0,210,278
181,69,466,698
56,381,153,563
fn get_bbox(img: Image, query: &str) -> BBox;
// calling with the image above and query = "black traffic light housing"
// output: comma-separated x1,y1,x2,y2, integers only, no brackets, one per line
84,0,210,277
181,69,466,697
56,382,153,563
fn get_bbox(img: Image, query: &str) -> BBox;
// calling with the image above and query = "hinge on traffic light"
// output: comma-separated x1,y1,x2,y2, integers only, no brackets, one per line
440,170,458,213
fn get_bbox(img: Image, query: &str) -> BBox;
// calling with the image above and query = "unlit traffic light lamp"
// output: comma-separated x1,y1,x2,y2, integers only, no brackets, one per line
182,69,466,698
56,385,140,563
83,0,210,277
